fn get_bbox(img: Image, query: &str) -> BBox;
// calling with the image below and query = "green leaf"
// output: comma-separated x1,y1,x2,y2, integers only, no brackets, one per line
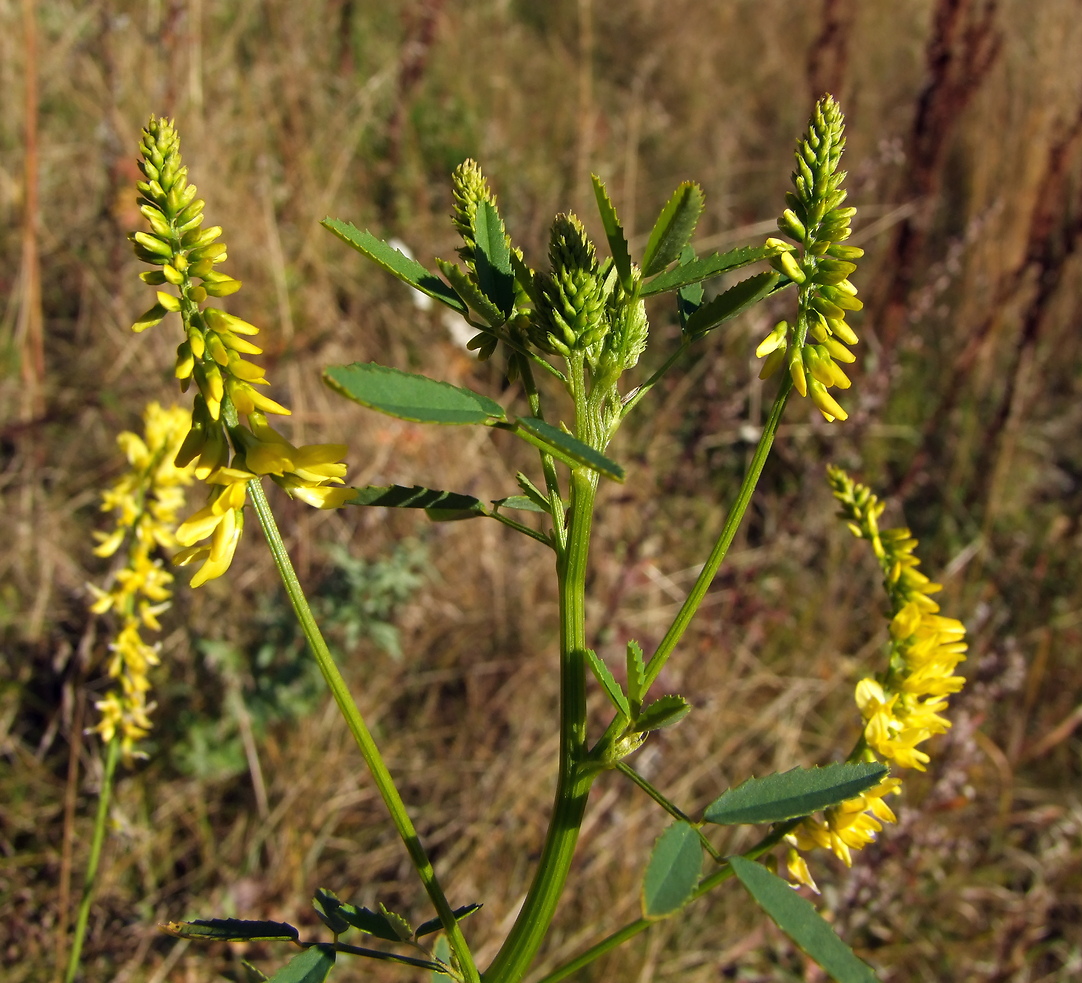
414,903,483,940
324,362,507,425
641,182,704,278
242,961,270,983
266,945,337,983
625,640,646,713
683,271,781,339
431,936,455,983
703,762,888,826
158,918,299,943
512,417,625,481
313,888,351,935
675,246,704,329
347,484,487,515
642,243,782,296
379,903,414,942
473,200,515,317
584,648,630,718
322,219,467,315
336,903,407,942
493,495,547,513
642,820,702,918
515,472,553,511
633,694,691,733
437,259,508,327
729,857,880,983
592,175,633,290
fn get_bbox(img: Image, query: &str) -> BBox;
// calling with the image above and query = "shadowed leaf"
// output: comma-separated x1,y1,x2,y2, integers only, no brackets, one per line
414,903,483,940
730,856,881,982
322,219,466,314
347,484,487,514
512,417,624,481
684,271,781,338
266,945,336,983
159,918,299,943
643,244,782,296
584,648,630,718
642,182,705,277
592,175,633,290
473,200,515,317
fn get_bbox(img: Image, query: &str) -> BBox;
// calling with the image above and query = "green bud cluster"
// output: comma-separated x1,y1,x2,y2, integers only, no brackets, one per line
451,158,495,272
757,95,864,422
531,214,609,358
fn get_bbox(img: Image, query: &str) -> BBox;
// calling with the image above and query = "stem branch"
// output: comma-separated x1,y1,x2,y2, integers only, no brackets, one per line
247,479,479,983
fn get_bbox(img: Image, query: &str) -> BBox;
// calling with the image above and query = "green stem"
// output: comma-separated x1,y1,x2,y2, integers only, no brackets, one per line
483,467,599,983
247,479,479,983
644,377,791,689
614,763,722,863
64,736,121,983
531,818,803,983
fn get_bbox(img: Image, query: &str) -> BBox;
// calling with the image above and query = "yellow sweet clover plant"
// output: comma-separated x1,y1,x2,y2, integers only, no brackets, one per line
77,97,976,983
130,117,353,588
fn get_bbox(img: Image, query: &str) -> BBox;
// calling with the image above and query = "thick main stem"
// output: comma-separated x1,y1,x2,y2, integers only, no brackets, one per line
484,467,599,983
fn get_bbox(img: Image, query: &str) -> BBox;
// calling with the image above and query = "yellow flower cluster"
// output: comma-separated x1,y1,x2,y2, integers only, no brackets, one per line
130,117,353,587
785,467,967,891
88,402,194,759
755,95,863,423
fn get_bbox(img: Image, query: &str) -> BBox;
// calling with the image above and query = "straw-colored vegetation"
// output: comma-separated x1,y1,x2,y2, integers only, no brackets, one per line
3,0,1082,980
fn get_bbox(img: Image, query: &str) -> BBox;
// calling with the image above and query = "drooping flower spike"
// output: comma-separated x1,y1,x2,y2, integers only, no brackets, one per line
130,117,353,586
88,402,195,759
756,96,864,422
785,467,967,891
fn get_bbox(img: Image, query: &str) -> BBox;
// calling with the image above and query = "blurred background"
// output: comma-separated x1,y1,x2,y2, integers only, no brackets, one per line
3,1,1082,980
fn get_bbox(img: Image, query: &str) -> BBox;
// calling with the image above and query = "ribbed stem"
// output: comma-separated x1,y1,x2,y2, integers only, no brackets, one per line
483,467,599,983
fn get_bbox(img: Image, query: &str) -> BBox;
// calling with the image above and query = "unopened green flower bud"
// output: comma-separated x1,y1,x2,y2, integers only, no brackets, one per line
778,208,807,241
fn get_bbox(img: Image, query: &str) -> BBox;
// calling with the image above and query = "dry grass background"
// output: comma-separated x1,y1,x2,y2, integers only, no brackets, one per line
3,0,1082,980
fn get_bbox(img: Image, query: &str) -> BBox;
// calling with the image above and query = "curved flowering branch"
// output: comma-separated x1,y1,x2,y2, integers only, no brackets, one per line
130,117,352,587
785,467,968,891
